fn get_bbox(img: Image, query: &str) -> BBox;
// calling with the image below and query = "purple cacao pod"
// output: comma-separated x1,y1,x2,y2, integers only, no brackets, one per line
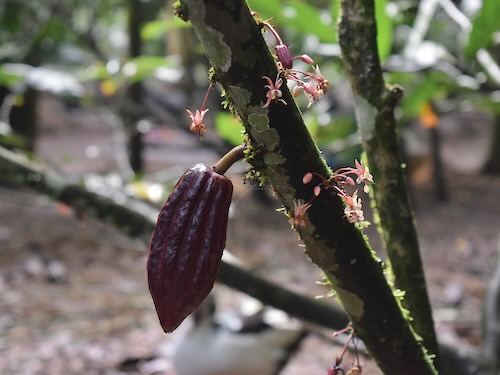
147,163,233,332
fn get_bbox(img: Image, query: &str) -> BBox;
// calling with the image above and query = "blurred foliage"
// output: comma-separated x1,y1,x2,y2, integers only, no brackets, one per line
215,112,246,146
0,0,499,163
464,0,500,58
247,0,338,43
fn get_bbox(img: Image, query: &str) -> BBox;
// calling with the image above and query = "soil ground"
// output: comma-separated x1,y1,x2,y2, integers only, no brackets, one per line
1,94,500,374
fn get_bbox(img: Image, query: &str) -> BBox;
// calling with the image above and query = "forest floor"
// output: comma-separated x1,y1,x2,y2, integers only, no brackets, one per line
1,94,500,374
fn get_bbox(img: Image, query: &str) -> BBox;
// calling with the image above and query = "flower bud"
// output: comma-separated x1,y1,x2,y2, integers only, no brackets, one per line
302,172,313,184
275,43,293,69
292,85,303,97
314,185,321,196
299,54,314,64
345,176,355,186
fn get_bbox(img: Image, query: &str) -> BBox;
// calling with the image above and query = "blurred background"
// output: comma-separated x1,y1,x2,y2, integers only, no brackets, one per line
1,0,500,374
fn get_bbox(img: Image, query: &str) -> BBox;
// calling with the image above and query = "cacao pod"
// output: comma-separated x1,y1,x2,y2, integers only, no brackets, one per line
147,163,233,332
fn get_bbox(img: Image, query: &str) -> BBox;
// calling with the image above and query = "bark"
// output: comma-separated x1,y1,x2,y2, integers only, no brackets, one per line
481,236,500,373
9,87,38,151
483,114,500,174
124,0,144,174
430,127,447,202
338,0,439,363
177,0,436,373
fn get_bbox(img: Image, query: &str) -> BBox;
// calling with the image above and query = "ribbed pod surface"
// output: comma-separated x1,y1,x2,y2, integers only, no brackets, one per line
147,164,233,332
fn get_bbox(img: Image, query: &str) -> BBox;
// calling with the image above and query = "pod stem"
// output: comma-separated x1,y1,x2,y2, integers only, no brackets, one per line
213,144,246,175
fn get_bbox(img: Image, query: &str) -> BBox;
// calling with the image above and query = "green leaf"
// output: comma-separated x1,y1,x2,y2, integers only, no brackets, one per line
1,2,22,33
464,0,500,58
304,113,356,146
125,55,178,82
141,18,190,40
247,0,336,43
468,92,500,115
0,65,23,87
375,0,393,62
77,63,111,82
330,0,340,43
398,73,451,117
215,112,245,146
0,133,27,149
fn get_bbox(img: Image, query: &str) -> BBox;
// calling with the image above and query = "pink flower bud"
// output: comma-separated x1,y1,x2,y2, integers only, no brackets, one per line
345,176,355,186
302,172,313,184
314,185,321,196
275,44,293,69
292,85,303,97
299,54,314,64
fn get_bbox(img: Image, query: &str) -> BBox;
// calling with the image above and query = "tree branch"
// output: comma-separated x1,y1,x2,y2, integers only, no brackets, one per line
178,0,436,373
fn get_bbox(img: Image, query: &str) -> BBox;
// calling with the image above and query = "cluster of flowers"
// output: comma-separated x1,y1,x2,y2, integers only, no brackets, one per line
253,12,330,108
184,11,331,138
289,160,374,229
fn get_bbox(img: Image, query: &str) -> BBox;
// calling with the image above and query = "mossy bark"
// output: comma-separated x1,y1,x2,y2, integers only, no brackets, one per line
177,0,437,373
338,0,439,363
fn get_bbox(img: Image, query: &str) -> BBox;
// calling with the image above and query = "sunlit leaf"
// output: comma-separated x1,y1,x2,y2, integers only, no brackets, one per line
330,0,340,43
398,73,452,117
125,180,166,203
464,0,500,58
0,133,27,149
125,55,178,82
304,112,356,146
215,112,244,146
247,0,336,43
141,18,190,40
78,63,111,82
246,0,284,22
375,0,393,62
401,79,439,117
0,65,23,87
